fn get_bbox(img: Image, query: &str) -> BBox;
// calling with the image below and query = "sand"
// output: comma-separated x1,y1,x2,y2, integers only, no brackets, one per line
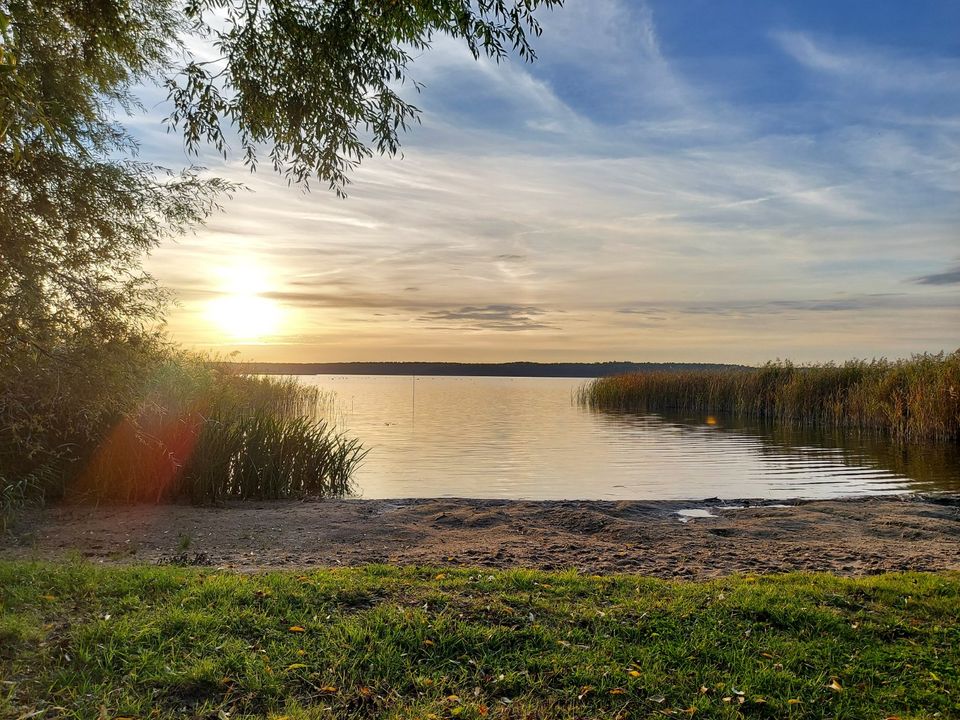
3,495,958,578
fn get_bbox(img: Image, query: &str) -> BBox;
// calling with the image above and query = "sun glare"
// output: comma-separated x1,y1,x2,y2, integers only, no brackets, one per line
205,264,283,341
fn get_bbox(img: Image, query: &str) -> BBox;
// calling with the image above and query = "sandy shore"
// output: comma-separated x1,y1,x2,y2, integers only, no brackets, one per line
3,495,959,578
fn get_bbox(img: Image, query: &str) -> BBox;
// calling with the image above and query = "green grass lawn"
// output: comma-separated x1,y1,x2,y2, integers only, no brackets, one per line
1,563,957,719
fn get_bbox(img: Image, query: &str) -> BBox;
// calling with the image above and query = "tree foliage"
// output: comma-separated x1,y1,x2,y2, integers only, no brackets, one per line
0,0,559,513
167,0,561,193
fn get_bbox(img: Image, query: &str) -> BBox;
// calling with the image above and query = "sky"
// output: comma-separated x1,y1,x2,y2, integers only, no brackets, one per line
136,0,959,364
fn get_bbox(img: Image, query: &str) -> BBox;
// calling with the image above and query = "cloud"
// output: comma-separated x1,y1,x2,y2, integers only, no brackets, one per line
617,293,960,319
139,5,960,362
914,264,960,286
418,304,557,332
774,31,960,94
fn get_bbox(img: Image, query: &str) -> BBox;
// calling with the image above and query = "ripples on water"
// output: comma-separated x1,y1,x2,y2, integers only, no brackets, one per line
301,375,960,501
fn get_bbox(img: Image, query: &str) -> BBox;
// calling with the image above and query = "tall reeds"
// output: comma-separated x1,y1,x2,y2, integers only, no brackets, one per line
68,356,366,503
578,351,960,443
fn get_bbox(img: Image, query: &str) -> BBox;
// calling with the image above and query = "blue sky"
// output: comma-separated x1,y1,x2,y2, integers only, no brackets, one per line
140,0,960,363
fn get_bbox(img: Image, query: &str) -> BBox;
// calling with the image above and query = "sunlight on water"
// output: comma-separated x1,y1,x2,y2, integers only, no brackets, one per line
302,376,960,501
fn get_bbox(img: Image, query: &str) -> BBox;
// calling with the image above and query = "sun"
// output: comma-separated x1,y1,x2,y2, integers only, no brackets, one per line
205,264,283,341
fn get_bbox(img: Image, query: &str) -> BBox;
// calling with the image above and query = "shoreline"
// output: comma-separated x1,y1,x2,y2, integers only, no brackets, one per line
3,494,958,578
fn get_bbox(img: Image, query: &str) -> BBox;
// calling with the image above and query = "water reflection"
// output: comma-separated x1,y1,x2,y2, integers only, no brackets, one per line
302,375,960,500
595,410,960,496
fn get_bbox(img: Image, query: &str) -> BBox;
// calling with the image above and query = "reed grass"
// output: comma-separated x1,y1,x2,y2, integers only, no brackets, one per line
579,351,960,442
70,357,366,503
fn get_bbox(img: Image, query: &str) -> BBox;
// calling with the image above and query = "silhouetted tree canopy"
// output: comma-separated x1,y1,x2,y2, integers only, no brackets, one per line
1,0,560,350
0,0,559,509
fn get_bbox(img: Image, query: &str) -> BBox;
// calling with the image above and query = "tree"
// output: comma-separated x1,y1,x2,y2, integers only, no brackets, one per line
167,0,561,194
0,0,560,509
1,0,561,349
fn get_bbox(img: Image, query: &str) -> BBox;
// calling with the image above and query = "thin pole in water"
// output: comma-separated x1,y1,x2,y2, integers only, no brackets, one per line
412,374,416,430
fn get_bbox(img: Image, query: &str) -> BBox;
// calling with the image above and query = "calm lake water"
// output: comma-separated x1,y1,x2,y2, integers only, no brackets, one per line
302,375,960,501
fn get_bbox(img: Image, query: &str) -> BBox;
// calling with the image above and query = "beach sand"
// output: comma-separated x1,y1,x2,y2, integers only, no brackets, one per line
3,495,958,578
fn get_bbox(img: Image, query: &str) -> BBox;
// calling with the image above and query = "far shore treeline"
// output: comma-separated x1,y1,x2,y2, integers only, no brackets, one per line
229,361,747,378
580,351,960,443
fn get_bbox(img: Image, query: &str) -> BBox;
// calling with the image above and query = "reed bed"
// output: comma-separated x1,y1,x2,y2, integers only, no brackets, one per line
578,351,960,442
71,358,366,503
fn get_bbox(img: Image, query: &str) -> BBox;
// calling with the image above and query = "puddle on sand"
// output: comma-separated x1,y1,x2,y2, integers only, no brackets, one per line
675,503,791,522
675,508,717,523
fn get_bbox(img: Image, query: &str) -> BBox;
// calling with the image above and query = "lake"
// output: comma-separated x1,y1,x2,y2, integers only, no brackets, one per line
302,375,960,501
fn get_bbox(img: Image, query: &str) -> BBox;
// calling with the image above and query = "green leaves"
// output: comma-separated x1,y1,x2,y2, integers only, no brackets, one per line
1,0,556,514
164,0,562,195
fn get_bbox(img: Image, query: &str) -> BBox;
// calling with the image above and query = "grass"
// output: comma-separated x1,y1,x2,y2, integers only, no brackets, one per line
579,351,960,443
1,562,957,719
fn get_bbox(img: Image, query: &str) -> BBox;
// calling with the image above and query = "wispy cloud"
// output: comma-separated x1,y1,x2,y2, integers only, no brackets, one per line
774,30,960,94
418,304,557,332
914,264,960,286
140,1,960,362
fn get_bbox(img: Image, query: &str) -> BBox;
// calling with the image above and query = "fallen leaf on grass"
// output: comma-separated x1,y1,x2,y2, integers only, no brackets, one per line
478,705,489,716
577,685,594,700
320,686,338,694
40,594,56,601
609,688,626,695
827,679,843,692
285,664,307,671
787,699,802,705
628,670,641,678
288,626,306,633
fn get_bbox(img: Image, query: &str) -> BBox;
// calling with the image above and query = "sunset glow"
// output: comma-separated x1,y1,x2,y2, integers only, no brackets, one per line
140,2,958,363
204,265,283,341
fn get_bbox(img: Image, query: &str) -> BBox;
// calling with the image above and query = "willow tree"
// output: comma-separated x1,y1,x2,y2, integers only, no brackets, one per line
0,0,561,509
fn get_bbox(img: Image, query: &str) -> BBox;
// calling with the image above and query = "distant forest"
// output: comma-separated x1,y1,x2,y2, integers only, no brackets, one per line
232,362,749,378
